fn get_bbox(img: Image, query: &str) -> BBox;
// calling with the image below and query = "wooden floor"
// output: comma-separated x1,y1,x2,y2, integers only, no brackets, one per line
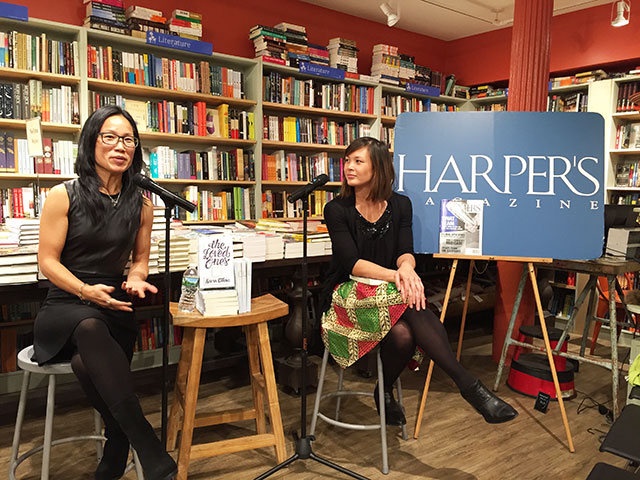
0,334,631,480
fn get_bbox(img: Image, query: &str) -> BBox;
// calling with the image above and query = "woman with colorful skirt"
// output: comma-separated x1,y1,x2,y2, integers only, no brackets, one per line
319,137,517,426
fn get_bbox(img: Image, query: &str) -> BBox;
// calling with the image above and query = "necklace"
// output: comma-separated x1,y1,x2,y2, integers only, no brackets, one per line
108,190,121,208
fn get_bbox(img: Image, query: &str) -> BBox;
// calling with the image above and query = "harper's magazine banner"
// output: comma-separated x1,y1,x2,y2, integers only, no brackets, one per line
394,111,605,260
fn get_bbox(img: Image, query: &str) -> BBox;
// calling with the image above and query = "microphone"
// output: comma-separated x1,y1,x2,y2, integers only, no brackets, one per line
133,173,197,213
287,174,330,204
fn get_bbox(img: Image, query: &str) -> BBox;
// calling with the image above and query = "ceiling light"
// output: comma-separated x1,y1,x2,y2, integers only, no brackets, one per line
611,0,630,27
380,2,400,27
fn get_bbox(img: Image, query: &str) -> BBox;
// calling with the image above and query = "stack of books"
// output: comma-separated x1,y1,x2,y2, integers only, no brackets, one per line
275,22,309,68
195,288,238,316
156,232,191,272
398,54,416,84
4,218,39,246
83,0,130,36
233,232,266,263
166,9,202,41
0,245,38,285
371,44,400,84
256,231,284,260
327,37,358,74
249,25,288,66
308,43,329,66
125,5,169,39
414,64,432,86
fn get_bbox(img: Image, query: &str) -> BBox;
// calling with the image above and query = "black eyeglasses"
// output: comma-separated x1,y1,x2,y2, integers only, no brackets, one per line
98,132,139,148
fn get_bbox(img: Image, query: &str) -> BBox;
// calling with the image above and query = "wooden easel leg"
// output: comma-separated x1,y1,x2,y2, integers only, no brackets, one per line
607,276,620,420
176,328,206,480
528,263,575,453
494,264,528,391
413,259,458,439
167,327,194,452
456,260,475,361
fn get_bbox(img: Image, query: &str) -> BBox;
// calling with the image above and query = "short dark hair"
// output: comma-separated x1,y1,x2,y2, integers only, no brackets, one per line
75,105,143,226
339,137,394,202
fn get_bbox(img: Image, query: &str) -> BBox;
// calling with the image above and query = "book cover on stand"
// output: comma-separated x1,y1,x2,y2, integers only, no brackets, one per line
439,199,483,256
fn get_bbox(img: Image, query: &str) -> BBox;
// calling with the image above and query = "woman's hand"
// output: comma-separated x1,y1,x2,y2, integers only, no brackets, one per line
83,284,133,311
394,263,426,311
121,279,158,299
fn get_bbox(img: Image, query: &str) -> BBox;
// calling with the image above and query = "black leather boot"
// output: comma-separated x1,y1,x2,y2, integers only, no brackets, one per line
94,422,129,480
110,395,177,480
374,384,406,426
461,380,518,424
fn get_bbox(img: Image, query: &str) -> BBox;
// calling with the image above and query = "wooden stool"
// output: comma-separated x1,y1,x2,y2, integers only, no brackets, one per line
167,294,289,480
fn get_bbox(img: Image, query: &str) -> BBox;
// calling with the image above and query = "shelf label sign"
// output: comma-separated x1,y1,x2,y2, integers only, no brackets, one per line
299,61,345,81
0,1,28,21
394,111,605,260
25,117,43,157
406,82,440,97
146,31,212,56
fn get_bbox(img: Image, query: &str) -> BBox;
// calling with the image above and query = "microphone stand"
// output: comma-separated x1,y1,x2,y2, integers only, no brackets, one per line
255,196,368,480
160,201,172,445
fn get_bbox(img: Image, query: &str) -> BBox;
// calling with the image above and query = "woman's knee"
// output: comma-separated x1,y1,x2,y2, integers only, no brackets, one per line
386,321,414,350
72,317,110,344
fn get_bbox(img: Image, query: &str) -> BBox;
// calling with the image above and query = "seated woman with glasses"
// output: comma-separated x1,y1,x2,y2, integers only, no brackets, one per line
33,105,177,480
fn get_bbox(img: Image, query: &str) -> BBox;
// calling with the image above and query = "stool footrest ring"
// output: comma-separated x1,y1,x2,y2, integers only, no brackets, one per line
316,412,382,431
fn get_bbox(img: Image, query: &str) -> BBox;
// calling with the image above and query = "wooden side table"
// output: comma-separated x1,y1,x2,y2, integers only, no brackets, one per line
167,294,289,480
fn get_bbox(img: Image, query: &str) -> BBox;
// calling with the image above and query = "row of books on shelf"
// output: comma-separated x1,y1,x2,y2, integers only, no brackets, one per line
616,81,640,112
381,94,443,117
262,72,375,114
262,115,370,145
381,126,394,149
0,186,48,222
0,132,77,175
0,30,79,76
549,70,606,89
0,299,40,323
90,94,255,140
145,146,255,181
548,291,575,319
0,81,80,124
614,123,640,149
133,316,183,353
261,150,343,182
87,45,243,98
615,161,640,187
179,186,254,222
469,85,507,99
612,192,640,205
475,103,506,111
370,43,442,90
547,92,588,112
261,188,334,218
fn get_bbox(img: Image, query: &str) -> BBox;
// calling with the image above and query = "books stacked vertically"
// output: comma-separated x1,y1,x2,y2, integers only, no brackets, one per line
327,37,358,74
167,10,202,40
156,232,191,272
398,54,415,84
125,5,169,39
371,44,400,84
308,43,329,66
234,257,251,313
0,30,79,75
0,81,80,125
275,22,309,68
249,25,288,66
0,245,38,285
4,218,39,246
84,0,130,36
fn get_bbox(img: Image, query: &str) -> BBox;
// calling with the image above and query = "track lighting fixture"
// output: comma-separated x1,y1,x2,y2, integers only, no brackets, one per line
611,0,630,27
380,2,400,27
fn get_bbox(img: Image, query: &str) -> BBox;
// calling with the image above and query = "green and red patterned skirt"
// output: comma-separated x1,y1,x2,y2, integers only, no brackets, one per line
321,280,424,370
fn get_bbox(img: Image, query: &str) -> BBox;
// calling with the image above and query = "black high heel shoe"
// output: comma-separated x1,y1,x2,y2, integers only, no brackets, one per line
461,380,518,424
373,384,406,426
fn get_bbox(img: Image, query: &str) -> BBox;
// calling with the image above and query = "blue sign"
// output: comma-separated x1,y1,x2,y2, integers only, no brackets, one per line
406,82,440,97
0,1,27,21
299,61,345,81
146,31,212,56
394,111,605,260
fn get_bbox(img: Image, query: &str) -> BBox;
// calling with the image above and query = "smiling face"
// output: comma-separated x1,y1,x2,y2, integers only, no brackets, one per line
94,115,136,177
344,146,374,191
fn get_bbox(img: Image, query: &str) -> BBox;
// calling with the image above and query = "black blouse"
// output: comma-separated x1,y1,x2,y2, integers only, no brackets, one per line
319,192,414,313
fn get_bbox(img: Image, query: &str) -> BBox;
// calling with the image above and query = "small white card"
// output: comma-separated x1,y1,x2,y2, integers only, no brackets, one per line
198,233,235,289
25,117,43,157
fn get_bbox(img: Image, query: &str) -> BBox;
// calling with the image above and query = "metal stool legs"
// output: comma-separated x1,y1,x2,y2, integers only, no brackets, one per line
310,348,408,475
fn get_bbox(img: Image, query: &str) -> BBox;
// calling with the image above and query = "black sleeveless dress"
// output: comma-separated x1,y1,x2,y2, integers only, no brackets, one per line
33,179,142,365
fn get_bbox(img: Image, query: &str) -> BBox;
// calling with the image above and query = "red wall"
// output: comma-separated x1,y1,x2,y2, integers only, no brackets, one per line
10,0,640,86
12,0,448,76
448,1,640,85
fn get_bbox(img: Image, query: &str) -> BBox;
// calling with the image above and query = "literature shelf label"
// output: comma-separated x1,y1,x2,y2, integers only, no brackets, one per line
299,61,345,81
146,31,212,56
406,82,440,97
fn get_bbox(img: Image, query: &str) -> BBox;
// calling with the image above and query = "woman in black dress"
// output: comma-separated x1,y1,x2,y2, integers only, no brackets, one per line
34,105,177,480
321,137,517,426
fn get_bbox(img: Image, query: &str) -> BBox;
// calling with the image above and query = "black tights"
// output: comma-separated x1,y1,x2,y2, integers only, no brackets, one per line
69,318,135,427
380,307,475,393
